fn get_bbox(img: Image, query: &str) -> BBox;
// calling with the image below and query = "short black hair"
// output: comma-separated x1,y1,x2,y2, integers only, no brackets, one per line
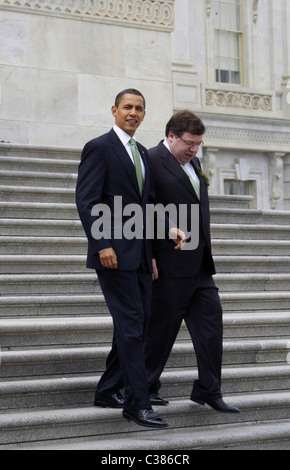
165,110,205,137
115,89,146,109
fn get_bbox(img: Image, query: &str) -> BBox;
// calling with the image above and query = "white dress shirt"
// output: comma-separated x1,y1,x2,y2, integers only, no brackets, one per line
113,124,145,179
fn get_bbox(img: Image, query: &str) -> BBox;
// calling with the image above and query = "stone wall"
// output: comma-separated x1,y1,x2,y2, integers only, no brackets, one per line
0,0,175,148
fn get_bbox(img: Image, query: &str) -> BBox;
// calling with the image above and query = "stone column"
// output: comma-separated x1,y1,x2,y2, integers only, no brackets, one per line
281,0,290,117
201,147,219,194
171,0,201,111
268,152,285,210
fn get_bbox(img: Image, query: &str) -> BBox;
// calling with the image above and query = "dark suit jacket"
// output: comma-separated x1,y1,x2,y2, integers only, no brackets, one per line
149,141,216,278
76,129,153,271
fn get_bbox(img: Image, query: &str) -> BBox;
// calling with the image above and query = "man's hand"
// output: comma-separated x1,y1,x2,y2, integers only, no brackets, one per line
152,258,158,280
169,227,187,250
99,247,118,269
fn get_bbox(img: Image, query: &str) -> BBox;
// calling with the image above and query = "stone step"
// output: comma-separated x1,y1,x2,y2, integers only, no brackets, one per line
0,185,75,203
0,184,252,207
158,365,290,399
210,208,290,225
214,273,290,292
0,201,78,219
0,294,108,317
0,155,78,173
1,217,289,241
23,420,290,451
17,415,290,451
0,316,256,351
222,311,290,340
220,291,290,311
0,311,289,350
211,223,290,240
170,338,290,368
209,194,253,209
0,391,290,448
3,363,290,427
0,316,113,349
1,236,289,257
214,255,290,273
1,199,290,228
1,338,289,382
0,236,87,255
0,290,289,318
1,253,289,275
0,170,77,188
0,143,81,161
212,239,290,256
0,254,86,274
0,273,99,296
1,272,289,297
0,218,83,237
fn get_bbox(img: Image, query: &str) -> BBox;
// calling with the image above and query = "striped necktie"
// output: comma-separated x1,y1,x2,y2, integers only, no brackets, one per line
130,139,143,195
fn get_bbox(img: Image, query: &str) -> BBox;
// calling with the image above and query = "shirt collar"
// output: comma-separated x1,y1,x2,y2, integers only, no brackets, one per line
113,124,135,146
163,138,172,153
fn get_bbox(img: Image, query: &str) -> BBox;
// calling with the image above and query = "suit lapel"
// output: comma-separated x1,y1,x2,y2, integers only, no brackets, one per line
108,129,142,198
191,158,207,202
161,143,200,202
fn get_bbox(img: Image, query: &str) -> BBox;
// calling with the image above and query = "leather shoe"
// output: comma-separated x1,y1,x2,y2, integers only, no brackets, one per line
192,397,240,413
150,393,169,406
94,392,124,408
123,408,168,428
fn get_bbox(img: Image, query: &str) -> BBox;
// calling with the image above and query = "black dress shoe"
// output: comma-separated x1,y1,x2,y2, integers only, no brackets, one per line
192,397,240,413
94,392,124,408
150,393,169,406
123,408,168,428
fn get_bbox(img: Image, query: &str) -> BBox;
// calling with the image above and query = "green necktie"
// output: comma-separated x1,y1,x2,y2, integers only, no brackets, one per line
130,138,143,195
181,164,200,200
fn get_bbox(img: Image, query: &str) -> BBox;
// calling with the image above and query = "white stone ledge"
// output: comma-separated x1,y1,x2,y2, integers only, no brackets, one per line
0,0,175,32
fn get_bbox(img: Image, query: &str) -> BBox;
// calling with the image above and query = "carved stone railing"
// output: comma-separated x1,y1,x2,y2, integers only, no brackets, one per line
205,88,273,112
205,127,290,148
0,0,175,31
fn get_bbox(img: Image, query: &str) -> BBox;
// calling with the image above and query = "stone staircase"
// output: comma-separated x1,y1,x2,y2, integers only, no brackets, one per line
0,143,290,450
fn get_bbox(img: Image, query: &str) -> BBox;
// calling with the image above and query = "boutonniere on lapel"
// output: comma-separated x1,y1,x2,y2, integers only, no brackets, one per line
198,168,210,187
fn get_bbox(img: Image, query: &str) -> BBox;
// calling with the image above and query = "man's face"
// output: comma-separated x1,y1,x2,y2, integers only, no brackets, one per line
112,94,146,136
168,131,203,165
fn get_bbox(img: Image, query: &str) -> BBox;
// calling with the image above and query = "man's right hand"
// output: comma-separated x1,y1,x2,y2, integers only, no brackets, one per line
99,247,118,269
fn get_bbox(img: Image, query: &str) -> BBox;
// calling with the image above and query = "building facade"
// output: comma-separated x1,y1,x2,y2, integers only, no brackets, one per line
0,0,290,209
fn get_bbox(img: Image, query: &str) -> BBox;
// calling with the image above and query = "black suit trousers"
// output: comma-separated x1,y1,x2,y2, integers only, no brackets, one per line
95,254,152,411
145,266,223,401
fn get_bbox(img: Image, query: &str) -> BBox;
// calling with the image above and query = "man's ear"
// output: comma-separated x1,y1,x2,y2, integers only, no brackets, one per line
111,105,117,117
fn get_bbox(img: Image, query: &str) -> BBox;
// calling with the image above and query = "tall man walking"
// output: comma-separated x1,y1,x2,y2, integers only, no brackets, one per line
146,110,240,414
76,89,184,428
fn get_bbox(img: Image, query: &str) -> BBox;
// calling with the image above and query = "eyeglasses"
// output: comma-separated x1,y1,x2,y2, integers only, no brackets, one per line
177,136,204,148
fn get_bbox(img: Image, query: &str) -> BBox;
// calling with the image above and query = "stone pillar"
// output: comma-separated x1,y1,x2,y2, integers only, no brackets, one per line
171,0,201,111
201,147,219,194
281,0,290,117
268,152,285,210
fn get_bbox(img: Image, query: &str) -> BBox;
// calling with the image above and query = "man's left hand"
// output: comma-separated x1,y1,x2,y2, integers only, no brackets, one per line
169,228,187,250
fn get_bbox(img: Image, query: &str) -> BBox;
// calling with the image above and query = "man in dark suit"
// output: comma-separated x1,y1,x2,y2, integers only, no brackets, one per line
76,89,184,428
145,111,240,414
